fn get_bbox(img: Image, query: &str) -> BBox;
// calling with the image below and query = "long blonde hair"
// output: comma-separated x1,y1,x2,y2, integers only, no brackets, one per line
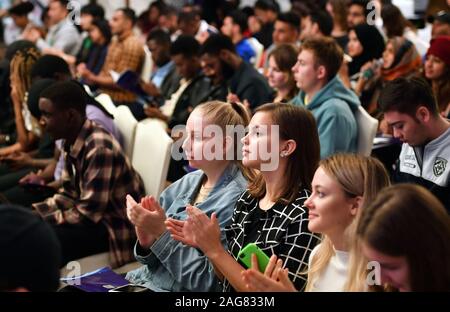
305,154,390,291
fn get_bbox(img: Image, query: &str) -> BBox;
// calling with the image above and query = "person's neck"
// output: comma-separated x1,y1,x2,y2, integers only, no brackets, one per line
427,116,450,141
275,85,291,102
65,119,85,146
332,25,347,37
201,160,231,188
97,37,106,46
118,29,132,41
305,81,326,103
212,74,224,85
233,32,244,45
185,66,200,81
19,19,30,30
260,162,287,209
157,58,171,69
52,16,66,27
228,54,243,70
327,229,349,252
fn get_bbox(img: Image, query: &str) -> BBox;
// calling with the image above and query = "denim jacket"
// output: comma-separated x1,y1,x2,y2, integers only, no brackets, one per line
126,164,247,291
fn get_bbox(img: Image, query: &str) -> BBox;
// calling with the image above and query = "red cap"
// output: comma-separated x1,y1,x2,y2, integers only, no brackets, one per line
426,36,450,67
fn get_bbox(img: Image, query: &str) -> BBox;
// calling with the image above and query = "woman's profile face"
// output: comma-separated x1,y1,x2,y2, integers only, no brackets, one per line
241,111,279,171
362,242,411,291
267,56,289,90
304,166,357,236
424,54,447,80
382,42,395,69
347,30,364,58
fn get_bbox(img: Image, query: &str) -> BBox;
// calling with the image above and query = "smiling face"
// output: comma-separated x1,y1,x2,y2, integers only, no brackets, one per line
304,167,357,236
362,242,411,292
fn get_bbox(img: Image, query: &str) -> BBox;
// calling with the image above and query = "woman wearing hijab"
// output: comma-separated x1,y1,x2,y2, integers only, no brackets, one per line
347,24,385,78
355,36,422,115
346,24,385,111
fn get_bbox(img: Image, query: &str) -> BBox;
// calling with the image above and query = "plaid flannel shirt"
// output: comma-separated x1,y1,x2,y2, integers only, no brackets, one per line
100,33,145,103
33,120,145,267
224,189,320,291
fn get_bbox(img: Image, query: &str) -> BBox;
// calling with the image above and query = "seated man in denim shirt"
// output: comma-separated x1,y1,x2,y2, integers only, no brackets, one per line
125,101,249,291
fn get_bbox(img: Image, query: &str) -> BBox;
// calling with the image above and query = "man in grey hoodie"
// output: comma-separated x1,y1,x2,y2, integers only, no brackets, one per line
292,37,360,159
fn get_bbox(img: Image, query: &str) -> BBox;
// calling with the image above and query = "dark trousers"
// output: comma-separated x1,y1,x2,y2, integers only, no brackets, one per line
0,166,33,191
0,184,55,206
52,220,109,268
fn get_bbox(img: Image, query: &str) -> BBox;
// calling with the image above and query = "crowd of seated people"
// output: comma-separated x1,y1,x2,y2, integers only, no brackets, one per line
0,0,449,293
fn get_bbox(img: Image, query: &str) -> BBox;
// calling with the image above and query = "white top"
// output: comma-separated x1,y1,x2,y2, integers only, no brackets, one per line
308,244,350,292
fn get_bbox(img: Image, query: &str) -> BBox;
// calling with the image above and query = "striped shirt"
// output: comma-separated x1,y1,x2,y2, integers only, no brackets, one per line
33,120,145,267
224,189,320,291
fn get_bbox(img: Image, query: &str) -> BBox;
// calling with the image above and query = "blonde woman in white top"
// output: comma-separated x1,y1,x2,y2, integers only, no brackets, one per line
241,154,390,292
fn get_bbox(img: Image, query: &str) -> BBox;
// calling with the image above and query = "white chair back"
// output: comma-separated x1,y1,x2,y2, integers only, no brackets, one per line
355,105,379,156
113,105,138,159
95,93,117,116
132,119,173,197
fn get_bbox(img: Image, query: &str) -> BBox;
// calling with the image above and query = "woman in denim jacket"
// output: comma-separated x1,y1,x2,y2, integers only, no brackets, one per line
125,101,251,291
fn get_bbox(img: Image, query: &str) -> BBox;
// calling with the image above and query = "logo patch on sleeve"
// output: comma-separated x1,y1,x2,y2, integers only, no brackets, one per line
433,157,448,177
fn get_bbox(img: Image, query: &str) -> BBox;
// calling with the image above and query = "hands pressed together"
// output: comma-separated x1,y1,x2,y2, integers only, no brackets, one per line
126,194,224,257
241,254,297,292
126,195,297,292
126,194,167,248
165,205,223,258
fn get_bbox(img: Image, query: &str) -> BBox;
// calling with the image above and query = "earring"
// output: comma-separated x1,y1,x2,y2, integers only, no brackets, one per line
280,151,288,158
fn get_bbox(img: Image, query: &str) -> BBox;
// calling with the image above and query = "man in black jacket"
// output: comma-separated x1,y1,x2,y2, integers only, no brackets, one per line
200,34,273,110
144,35,225,129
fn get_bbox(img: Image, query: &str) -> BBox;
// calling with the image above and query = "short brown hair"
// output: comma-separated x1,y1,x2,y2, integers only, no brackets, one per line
300,37,343,81
247,104,320,204
378,76,439,117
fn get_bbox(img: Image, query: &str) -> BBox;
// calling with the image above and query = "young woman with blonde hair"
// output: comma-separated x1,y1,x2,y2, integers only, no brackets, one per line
241,153,390,292
125,101,251,292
